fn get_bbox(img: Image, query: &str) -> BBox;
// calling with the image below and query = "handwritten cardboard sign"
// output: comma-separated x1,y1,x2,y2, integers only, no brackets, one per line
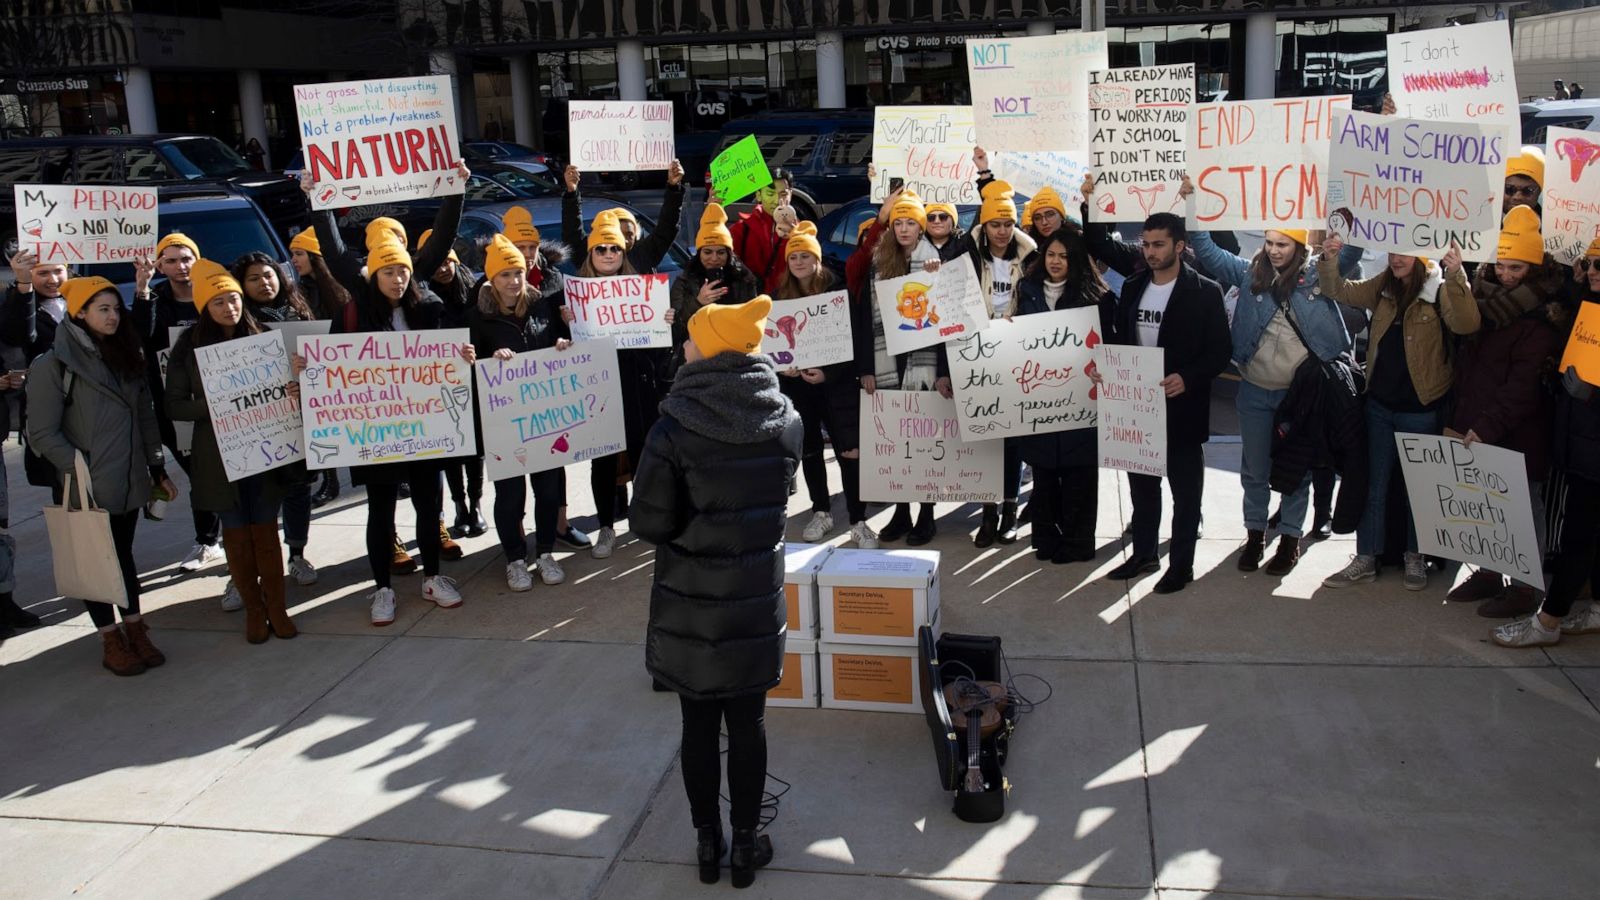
567,100,674,172
193,331,304,481
871,106,979,204
1187,95,1352,231
709,135,772,204
874,263,988,358
1387,21,1519,135
763,291,852,369
477,339,626,480
265,320,332,356
1096,344,1166,476
564,274,672,349
947,307,1100,440
297,329,476,469
1088,64,1194,224
859,390,1002,504
157,326,192,455
1559,301,1600,387
1542,126,1600,265
1395,433,1544,588
12,185,158,265
1327,109,1505,262
990,151,1089,207
295,75,463,211
966,32,1107,153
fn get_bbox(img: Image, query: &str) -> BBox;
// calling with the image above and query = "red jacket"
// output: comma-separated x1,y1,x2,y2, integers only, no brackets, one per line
847,219,886,299
730,207,786,293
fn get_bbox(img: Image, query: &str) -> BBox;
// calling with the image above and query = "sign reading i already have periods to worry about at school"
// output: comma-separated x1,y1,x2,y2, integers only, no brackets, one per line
966,31,1107,153
193,331,305,482
946,307,1101,441
860,390,1003,504
567,101,675,171
1386,21,1519,135
1542,126,1600,265
873,263,989,358
297,330,476,470
1096,344,1166,477
477,339,626,481
296,75,463,211
13,185,158,265
1087,64,1194,224
1186,94,1352,231
1394,433,1544,588
564,274,673,349
763,291,853,370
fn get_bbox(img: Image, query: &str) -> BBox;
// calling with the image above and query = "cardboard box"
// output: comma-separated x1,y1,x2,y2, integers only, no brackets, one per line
768,637,819,708
783,542,833,639
818,549,941,646
820,641,922,714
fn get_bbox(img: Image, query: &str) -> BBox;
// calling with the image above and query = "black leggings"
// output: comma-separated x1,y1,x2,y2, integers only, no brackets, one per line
365,466,444,588
679,693,768,831
444,458,485,505
1030,465,1097,556
784,378,833,514
86,511,142,628
838,454,865,523
1543,471,1600,619
493,470,563,561
590,452,621,528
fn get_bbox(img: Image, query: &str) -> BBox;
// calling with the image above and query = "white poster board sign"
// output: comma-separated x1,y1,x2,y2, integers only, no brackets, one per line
1327,109,1505,262
763,291,853,370
158,325,192,455
859,390,1003,504
1543,126,1600,264
564,274,672,349
1387,21,1520,134
873,263,988,358
298,329,476,469
266,320,333,356
966,32,1107,153
1096,344,1166,477
296,75,463,210
477,339,626,480
870,106,980,204
12,185,159,265
990,151,1089,207
567,101,675,171
1394,432,1544,588
1187,95,1352,231
1087,64,1194,223
947,307,1101,440
193,331,305,481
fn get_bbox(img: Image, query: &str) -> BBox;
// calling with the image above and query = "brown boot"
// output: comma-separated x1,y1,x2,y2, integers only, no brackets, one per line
1263,535,1302,577
224,527,268,644
438,521,464,561
100,628,146,676
252,523,296,639
121,619,165,668
391,534,418,575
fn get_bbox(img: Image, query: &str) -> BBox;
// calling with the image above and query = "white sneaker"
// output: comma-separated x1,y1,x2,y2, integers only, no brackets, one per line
288,556,319,586
850,522,880,550
423,575,463,608
1322,554,1377,588
505,561,533,592
1560,604,1600,635
1402,552,1428,591
369,587,397,626
536,553,566,585
220,580,242,612
592,526,617,559
801,511,835,543
1492,615,1561,648
181,542,223,572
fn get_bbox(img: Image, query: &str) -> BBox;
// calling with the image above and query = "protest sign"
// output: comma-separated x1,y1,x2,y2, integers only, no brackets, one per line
1387,21,1519,134
859,390,1003,504
295,75,462,211
1327,109,1505,262
874,263,988,357
13,185,158,265
966,32,1106,153
1087,64,1194,223
1188,95,1351,230
193,331,304,481
1560,301,1600,387
1096,344,1166,476
567,101,674,171
1395,433,1543,588
157,326,192,455
763,291,853,369
947,307,1100,440
990,151,1089,206
266,320,332,356
477,339,626,480
564,274,672,349
297,329,476,469
871,106,980,204
709,135,772,204
1542,126,1600,264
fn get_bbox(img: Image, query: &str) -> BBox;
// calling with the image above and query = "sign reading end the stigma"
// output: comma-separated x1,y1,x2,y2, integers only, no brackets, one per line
1187,95,1351,231
295,75,463,210
859,390,1002,504
13,185,158,265
478,339,626,480
1394,433,1543,588
194,331,304,481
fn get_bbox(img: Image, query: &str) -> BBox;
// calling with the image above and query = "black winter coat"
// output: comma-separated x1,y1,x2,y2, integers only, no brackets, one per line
1269,351,1368,534
561,183,686,276
1012,272,1115,469
132,280,201,454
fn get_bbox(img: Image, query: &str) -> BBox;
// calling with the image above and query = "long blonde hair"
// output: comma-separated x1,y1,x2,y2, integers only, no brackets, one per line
872,224,917,280
775,265,837,300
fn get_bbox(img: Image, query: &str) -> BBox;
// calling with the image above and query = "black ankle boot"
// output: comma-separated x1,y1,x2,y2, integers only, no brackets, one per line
311,471,339,507
997,500,1019,545
974,504,999,548
729,827,772,889
451,500,472,537
696,824,725,884
879,505,914,543
466,497,488,537
906,505,937,546
0,592,41,629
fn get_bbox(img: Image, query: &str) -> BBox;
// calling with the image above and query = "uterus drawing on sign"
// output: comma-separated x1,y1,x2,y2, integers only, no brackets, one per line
764,310,809,349
1555,135,1600,181
1128,183,1169,216
895,282,939,330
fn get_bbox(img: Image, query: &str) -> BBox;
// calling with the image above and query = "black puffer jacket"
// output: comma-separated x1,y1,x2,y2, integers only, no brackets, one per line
632,352,802,700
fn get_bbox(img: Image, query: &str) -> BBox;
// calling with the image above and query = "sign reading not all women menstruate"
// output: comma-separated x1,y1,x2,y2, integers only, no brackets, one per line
1542,126,1600,265
1394,433,1544,588
859,390,1002,504
763,291,852,369
1096,344,1166,477
1187,95,1351,231
295,75,463,211
477,339,626,480
12,185,158,265
1087,64,1194,224
966,32,1107,153
564,274,672,349
947,307,1100,440
874,263,988,357
194,331,304,481
1387,21,1519,134
297,329,476,470
567,101,674,171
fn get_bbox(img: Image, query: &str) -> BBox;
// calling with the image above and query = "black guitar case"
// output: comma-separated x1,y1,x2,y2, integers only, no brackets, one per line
918,626,1013,823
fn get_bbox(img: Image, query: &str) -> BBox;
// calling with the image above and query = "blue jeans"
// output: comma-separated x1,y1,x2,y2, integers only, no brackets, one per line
220,475,278,528
279,474,311,552
1237,379,1309,538
1357,399,1440,557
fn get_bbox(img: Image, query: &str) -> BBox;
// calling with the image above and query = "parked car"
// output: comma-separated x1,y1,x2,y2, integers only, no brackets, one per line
814,198,980,280
462,141,555,177
704,111,873,221
451,200,691,279
327,162,571,249
1521,99,1600,143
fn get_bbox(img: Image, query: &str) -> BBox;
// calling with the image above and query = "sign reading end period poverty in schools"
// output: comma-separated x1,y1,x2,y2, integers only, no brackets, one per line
193,331,305,481
859,390,1003,504
1096,344,1166,477
873,263,988,358
1559,301,1600,387
1328,109,1505,262
1087,64,1194,224
966,32,1107,153
763,291,853,370
871,106,979,204
477,339,626,481
1387,21,1519,134
1542,126,1600,265
564,274,672,349
13,185,158,265
296,75,462,211
709,135,772,204
1187,94,1352,231
947,308,1100,441
567,101,674,172
297,329,476,470
1394,433,1544,588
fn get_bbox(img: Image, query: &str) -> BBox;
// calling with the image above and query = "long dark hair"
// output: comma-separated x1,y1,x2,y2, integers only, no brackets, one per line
68,291,144,379
1028,231,1108,305
231,252,314,321
360,271,427,329
685,246,756,286
191,297,265,348
1380,257,1428,311
305,252,351,319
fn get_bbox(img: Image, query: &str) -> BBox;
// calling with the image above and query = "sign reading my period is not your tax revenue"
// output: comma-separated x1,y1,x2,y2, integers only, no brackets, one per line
1541,126,1600,265
194,330,305,482
859,390,1003,505
13,185,158,265
763,291,853,370
568,101,674,172
1096,344,1166,477
477,339,626,481
709,135,772,204
1386,20,1520,135
1186,94,1352,231
873,263,989,358
1394,432,1544,588
565,274,672,350
966,31,1107,153
296,75,463,211
1087,63,1194,224
297,329,476,470
947,307,1101,441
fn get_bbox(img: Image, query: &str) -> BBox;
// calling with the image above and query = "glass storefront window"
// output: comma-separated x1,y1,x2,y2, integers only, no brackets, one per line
1107,23,1232,100
1275,17,1391,104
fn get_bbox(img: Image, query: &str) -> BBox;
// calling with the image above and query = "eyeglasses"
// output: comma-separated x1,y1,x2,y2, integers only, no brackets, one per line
926,213,952,222
1579,259,1593,271
594,245,623,255
1504,183,1540,198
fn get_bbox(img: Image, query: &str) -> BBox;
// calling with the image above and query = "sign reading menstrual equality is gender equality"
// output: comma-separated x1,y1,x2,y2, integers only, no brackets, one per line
1096,344,1166,477
295,75,463,211
1394,433,1544,588
1327,109,1505,262
1087,63,1195,224
564,274,673,349
859,390,1003,504
762,291,853,370
1386,20,1520,135
870,106,980,204
947,307,1101,441
567,101,675,171
1187,94,1352,231
873,262,989,358
13,185,157,265
193,331,305,482
1542,126,1600,265
477,339,626,481
966,31,1108,153
297,329,477,470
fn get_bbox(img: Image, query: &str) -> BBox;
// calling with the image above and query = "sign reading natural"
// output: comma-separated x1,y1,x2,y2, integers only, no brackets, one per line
295,75,463,210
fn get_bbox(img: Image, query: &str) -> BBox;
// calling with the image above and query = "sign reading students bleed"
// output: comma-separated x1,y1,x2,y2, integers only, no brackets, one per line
295,75,464,211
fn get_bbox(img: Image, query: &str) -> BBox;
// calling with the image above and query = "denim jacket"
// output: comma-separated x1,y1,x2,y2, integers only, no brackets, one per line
1188,231,1352,369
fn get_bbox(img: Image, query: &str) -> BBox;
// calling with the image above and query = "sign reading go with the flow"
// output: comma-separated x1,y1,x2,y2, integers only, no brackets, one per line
13,185,158,265
478,339,626,480
295,75,463,210
194,331,305,481
567,101,674,171
859,390,1003,504
1394,433,1544,588
947,307,1101,441
1187,94,1352,231
564,274,672,349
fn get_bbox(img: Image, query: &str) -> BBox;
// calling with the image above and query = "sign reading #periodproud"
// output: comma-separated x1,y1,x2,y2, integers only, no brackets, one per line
297,329,477,469
13,184,157,265
859,390,1002,504
947,307,1100,441
295,75,463,210
194,331,305,482
1186,95,1352,231
1394,433,1543,588
763,291,853,370
564,274,672,349
567,101,675,172
873,263,989,358
477,339,626,480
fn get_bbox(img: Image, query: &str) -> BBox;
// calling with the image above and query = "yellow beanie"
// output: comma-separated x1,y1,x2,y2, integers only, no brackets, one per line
1586,236,1600,259
857,218,874,240
588,210,628,253
1275,229,1310,247
786,221,821,260
1020,198,1034,230
696,204,734,250
484,234,527,282
979,180,1018,224
61,276,118,318
365,217,407,250
501,206,541,244
155,232,199,259
688,295,772,358
289,227,321,257
1505,147,1546,189
416,229,460,264
1030,185,1068,219
605,207,638,229
191,258,242,313
925,201,958,223
366,238,412,274
888,190,928,231
1496,205,1544,265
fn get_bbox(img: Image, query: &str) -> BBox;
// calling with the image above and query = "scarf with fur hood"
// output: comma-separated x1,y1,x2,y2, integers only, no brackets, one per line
1470,256,1571,331
661,352,796,445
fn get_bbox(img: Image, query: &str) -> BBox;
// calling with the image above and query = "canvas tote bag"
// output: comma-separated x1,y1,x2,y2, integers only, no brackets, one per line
43,450,128,608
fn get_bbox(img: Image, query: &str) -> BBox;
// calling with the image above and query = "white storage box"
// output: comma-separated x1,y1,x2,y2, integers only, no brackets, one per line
818,549,940,646
820,641,922,714
782,542,833,639
768,637,819,708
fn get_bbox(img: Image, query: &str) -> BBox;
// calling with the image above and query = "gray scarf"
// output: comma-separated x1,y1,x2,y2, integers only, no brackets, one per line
661,352,796,444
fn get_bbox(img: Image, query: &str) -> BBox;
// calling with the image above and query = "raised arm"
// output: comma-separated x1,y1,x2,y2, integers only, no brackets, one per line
633,160,687,272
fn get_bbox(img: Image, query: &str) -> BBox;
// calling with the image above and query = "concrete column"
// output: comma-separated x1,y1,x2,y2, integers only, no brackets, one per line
1026,22,1055,37
1081,0,1105,32
816,30,846,108
617,39,646,101
432,50,479,139
508,54,536,148
1244,11,1277,100
123,66,158,134
237,69,269,168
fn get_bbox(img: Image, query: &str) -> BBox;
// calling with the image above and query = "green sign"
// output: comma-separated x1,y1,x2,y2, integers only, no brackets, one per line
709,135,772,204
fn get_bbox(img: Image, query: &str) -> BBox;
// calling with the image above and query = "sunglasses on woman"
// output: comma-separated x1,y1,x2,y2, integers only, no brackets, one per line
1579,258,1593,271
926,213,952,222
594,245,623,255
1504,183,1540,198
